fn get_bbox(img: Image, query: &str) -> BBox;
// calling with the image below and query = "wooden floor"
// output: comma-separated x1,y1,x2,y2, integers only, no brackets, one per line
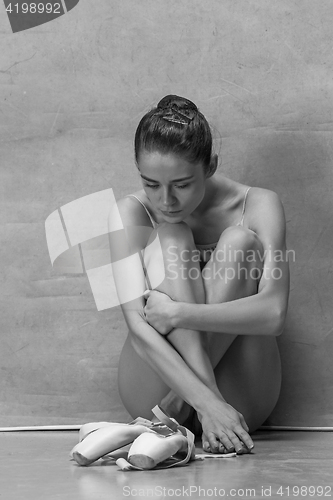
1,430,332,500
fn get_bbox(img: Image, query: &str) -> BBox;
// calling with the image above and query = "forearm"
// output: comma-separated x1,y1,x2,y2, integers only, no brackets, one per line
171,291,286,336
128,315,220,412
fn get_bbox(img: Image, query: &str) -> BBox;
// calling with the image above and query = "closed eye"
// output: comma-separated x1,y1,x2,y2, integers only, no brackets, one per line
144,183,189,189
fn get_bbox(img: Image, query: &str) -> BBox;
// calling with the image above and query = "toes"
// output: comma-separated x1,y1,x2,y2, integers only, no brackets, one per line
202,434,230,454
203,441,211,453
202,433,252,455
218,442,228,454
202,434,211,453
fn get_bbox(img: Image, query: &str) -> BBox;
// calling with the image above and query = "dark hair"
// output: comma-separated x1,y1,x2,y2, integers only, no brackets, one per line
134,95,213,171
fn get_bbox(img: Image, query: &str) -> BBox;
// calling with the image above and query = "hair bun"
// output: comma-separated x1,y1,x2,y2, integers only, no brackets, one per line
157,95,197,112
157,95,197,124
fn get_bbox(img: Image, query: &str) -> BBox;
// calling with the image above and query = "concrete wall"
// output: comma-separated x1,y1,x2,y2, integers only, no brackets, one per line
1,0,332,426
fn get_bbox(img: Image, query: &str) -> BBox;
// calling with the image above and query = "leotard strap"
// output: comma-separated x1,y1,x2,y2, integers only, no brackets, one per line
237,187,251,227
127,194,159,229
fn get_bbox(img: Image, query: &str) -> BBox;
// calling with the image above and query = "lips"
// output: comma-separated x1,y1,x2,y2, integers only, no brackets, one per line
161,210,181,216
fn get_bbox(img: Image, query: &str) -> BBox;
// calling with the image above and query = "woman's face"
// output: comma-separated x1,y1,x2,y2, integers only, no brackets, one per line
137,151,208,222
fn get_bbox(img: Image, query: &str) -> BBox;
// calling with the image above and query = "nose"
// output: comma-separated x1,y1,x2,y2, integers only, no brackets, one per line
161,187,176,207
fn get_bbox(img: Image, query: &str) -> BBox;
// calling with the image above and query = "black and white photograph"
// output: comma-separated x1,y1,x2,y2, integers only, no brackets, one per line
1,1,332,498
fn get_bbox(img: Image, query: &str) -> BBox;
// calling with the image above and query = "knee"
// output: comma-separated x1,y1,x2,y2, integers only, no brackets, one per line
144,222,196,277
154,221,195,252
220,226,263,256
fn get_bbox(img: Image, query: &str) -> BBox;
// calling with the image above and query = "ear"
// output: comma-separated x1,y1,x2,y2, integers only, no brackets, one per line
205,154,218,178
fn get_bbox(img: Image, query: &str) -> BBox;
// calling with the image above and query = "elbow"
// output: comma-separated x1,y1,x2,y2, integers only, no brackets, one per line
269,306,288,337
128,330,146,357
127,325,154,362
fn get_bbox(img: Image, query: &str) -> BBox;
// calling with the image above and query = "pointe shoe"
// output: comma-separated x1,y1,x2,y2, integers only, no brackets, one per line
71,423,155,466
116,405,195,470
78,422,118,442
127,431,190,469
70,405,195,470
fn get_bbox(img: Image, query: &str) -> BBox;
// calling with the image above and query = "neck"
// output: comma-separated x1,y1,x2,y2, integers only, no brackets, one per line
192,175,238,217
192,177,219,216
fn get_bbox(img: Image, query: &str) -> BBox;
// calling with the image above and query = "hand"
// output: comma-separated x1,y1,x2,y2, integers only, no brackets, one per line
143,290,175,335
197,398,254,454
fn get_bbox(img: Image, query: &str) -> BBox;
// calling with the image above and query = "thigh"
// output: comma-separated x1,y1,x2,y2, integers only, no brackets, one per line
202,226,264,304
145,221,206,304
201,226,265,369
117,333,171,420
214,335,282,432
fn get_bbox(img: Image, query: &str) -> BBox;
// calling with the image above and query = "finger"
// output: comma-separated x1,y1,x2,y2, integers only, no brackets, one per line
143,289,151,299
214,432,235,452
236,428,254,451
225,432,244,454
236,442,253,455
240,433,254,450
205,432,221,453
238,412,249,433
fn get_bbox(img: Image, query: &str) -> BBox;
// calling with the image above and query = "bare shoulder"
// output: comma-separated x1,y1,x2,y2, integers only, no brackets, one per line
248,187,285,218
108,193,155,255
248,186,281,205
110,191,153,228
247,187,286,242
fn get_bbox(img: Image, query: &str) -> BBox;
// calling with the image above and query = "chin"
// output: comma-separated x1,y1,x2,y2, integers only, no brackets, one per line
162,217,183,223
162,214,185,224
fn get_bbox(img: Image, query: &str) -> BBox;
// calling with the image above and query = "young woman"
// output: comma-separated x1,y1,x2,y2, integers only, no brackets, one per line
111,95,289,455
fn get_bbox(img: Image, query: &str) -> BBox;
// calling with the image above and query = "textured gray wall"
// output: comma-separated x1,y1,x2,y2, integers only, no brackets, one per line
1,0,333,426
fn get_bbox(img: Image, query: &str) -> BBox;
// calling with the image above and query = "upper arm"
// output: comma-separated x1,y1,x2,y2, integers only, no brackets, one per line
250,188,290,325
108,196,152,259
108,196,153,330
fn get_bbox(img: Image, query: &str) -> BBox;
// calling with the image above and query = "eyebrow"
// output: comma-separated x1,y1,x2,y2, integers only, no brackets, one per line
140,174,194,183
